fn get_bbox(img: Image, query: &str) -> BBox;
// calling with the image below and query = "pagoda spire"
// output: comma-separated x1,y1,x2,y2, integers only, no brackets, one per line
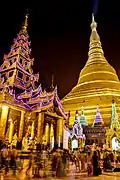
93,105,104,127
77,13,118,86
80,106,88,126
86,13,106,66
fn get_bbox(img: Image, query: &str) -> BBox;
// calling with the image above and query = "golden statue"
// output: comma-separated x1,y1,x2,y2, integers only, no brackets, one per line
22,133,29,151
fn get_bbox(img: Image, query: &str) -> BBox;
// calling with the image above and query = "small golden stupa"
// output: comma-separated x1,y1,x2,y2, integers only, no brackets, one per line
63,14,120,126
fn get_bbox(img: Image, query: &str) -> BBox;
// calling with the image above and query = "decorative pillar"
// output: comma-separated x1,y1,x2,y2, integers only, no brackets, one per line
18,111,25,140
110,137,112,149
37,112,44,143
0,105,9,138
45,123,50,145
9,119,14,143
56,118,63,148
106,130,110,149
31,121,35,139
50,124,54,149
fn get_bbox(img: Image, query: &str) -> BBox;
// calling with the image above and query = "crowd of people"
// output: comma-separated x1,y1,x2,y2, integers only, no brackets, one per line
0,142,119,178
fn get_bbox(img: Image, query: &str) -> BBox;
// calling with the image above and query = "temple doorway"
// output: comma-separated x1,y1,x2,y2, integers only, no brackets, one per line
72,139,78,151
112,137,119,151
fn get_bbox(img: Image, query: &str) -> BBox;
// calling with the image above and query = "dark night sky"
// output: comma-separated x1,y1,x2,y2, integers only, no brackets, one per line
0,1,120,99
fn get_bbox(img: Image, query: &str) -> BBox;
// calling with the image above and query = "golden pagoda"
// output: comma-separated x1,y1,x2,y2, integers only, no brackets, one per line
63,14,120,126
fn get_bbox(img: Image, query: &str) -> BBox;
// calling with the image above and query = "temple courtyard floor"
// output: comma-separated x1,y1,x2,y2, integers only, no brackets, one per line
0,172,120,180
0,162,120,179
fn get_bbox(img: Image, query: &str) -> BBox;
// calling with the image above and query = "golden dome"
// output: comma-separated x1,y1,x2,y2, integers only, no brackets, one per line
63,14,120,126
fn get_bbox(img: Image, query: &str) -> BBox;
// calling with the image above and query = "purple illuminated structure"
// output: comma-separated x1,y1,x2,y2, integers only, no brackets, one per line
93,105,104,127
84,105,106,146
0,14,68,118
0,14,68,148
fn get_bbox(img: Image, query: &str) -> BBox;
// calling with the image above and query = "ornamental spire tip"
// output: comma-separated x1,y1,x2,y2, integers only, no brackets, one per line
92,13,95,22
91,13,97,31
22,12,29,32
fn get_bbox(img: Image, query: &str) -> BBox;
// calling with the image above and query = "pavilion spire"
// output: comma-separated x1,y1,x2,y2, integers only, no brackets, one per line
93,105,104,127
110,100,120,128
80,106,88,126
50,74,54,91
0,12,39,91
19,12,29,35
23,13,28,31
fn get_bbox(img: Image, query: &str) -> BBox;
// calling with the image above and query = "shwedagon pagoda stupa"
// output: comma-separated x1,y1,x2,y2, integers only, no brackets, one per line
62,14,120,126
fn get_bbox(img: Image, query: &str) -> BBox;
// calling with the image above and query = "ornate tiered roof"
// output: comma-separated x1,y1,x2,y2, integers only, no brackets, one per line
0,14,38,91
0,14,68,119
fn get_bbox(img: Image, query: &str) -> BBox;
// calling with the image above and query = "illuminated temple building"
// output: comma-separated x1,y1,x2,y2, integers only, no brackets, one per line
84,105,106,145
0,14,68,149
63,14,120,127
68,110,86,150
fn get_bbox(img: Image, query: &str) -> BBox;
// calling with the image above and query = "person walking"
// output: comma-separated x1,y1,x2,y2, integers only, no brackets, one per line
92,150,101,176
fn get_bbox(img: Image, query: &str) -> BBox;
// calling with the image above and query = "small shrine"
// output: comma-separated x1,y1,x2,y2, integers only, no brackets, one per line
68,110,86,151
106,101,120,151
84,105,106,146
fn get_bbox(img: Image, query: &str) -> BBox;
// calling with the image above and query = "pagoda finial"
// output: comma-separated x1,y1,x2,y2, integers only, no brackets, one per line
22,11,29,33
92,13,94,21
51,74,54,91
23,13,28,31
96,104,99,112
52,74,54,88
91,13,97,31
81,106,84,115
84,13,105,67
80,106,88,126
75,110,80,124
